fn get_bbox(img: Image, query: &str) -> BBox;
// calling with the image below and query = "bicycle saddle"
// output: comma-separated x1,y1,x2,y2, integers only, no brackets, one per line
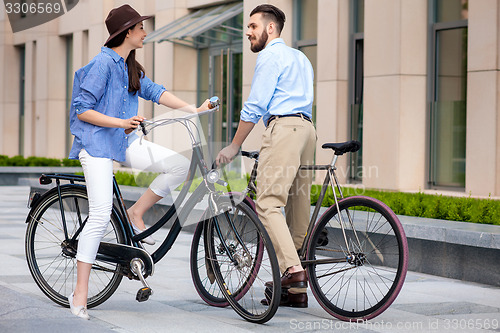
322,140,361,155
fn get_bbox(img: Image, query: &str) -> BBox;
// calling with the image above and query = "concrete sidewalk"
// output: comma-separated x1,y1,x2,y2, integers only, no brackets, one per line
1,186,499,332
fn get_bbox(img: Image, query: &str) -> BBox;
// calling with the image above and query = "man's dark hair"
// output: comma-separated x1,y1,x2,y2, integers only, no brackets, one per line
250,4,286,34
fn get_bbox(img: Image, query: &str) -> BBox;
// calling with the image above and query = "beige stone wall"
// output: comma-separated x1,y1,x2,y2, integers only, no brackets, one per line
466,0,500,197
315,0,349,183
0,0,499,196
363,0,427,192
0,13,20,156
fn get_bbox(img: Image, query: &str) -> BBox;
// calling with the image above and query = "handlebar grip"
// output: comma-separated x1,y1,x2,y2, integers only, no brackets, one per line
242,150,259,160
140,122,147,135
208,96,220,109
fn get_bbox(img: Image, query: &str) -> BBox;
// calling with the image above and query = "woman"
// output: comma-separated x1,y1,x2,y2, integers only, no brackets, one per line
67,4,210,319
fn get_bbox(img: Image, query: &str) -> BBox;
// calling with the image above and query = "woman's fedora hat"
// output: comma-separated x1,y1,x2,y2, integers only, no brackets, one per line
104,4,152,46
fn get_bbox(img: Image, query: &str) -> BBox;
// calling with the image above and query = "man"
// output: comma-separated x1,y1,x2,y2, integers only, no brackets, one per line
216,4,316,308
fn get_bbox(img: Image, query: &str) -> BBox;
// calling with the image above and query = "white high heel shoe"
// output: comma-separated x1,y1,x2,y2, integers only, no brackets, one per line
68,292,89,320
131,223,156,245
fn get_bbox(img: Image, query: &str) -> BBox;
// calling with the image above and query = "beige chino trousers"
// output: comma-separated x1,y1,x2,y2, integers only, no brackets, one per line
255,116,317,274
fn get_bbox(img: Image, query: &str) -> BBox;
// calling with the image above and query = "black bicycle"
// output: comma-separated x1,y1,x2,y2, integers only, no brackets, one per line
191,140,409,321
24,97,281,324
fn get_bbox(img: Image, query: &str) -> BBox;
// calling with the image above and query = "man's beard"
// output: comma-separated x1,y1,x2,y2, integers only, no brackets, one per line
250,29,268,53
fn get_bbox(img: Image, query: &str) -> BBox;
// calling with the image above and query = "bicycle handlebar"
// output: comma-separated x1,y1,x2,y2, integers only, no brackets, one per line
241,150,259,160
139,96,220,136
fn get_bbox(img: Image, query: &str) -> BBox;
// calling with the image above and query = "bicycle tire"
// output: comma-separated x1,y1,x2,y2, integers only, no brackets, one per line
190,196,258,307
306,196,408,321
190,210,229,307
206,196,280,323
25,185,125,309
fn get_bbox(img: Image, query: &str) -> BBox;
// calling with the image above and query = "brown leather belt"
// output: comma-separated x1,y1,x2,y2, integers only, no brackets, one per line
266,113,312,127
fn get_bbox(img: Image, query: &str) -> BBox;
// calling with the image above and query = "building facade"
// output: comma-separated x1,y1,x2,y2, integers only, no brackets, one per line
0,0,499,197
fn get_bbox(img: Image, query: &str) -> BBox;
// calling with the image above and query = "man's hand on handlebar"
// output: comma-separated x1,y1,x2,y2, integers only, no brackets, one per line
216,143,240,166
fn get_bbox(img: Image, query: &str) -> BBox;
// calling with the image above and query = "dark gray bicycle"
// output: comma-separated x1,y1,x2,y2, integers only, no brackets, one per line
24,97,281,324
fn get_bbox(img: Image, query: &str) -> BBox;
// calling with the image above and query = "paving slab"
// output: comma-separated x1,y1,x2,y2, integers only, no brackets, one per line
1,186,499,332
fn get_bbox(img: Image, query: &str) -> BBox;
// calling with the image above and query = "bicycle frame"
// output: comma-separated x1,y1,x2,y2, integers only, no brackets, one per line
38,106,248,268
241,151,364,265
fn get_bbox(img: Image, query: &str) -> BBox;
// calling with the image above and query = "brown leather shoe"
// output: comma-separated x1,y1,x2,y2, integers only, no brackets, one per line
260,289,308,308
281,270,307,288
266,270,308,289
284,292,308,308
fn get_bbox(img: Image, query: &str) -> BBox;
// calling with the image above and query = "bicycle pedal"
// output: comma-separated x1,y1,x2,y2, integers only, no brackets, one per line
136,287,152,302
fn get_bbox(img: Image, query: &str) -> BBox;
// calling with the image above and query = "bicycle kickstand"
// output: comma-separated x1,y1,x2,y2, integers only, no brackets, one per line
130,258,153,302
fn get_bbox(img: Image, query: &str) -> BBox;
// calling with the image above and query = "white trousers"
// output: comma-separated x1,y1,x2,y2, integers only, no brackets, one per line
76,137,190,264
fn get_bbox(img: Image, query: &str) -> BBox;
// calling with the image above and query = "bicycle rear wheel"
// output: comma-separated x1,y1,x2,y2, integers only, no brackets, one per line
25,186,125,308
306,196,408,321
206,196,280,323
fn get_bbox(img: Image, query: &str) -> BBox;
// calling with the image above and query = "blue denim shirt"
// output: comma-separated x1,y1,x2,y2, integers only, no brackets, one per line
69,47,165,162
240,38,314,126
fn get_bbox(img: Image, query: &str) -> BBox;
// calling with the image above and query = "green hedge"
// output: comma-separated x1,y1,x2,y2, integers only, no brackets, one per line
74,168,500,226
0,155,81,167
311,185,500,226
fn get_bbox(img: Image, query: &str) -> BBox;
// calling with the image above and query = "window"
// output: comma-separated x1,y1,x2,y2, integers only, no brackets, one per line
18,45,26,155
429,0,468,188
349,0,364,182
146,2,244,152
65,34,73,156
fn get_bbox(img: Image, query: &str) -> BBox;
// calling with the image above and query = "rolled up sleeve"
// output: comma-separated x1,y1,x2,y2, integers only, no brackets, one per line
139,75,166,104
73,62,109,114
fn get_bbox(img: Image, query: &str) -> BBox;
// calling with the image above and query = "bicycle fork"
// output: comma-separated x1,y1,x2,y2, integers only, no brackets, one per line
208,193,252,269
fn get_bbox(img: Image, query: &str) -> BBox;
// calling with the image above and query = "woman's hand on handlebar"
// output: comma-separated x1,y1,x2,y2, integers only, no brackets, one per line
123,115,145,134
196,99,211,113
197,96,220,113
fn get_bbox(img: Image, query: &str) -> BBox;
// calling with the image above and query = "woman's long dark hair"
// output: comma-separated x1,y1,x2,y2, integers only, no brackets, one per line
105,24,145,94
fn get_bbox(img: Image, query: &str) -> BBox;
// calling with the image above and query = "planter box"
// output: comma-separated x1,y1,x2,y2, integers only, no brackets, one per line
0,167,82,185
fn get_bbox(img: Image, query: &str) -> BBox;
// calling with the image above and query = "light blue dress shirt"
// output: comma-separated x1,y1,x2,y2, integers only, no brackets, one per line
69,47,166,162
240,38,314,126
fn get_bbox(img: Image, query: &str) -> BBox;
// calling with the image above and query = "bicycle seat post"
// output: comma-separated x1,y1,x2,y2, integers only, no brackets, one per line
330,154,339,169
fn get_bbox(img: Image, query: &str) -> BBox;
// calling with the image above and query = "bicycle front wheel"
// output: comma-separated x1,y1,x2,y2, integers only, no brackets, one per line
306,196,408,321
190,210,228,307
25,186,125,308
190,195,258,307
206,196,280,324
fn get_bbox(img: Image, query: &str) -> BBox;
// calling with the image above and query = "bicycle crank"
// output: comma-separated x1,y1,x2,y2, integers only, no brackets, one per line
131,258,153,302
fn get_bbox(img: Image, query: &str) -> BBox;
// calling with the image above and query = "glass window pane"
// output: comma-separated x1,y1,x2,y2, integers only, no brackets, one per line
66,35,73,156
432,101,466,187
436,0,468,23
432,27,467,187
299,45,317,120
354,0,364,33
436,28,467,102
230,52,243,140
298,0,318,40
